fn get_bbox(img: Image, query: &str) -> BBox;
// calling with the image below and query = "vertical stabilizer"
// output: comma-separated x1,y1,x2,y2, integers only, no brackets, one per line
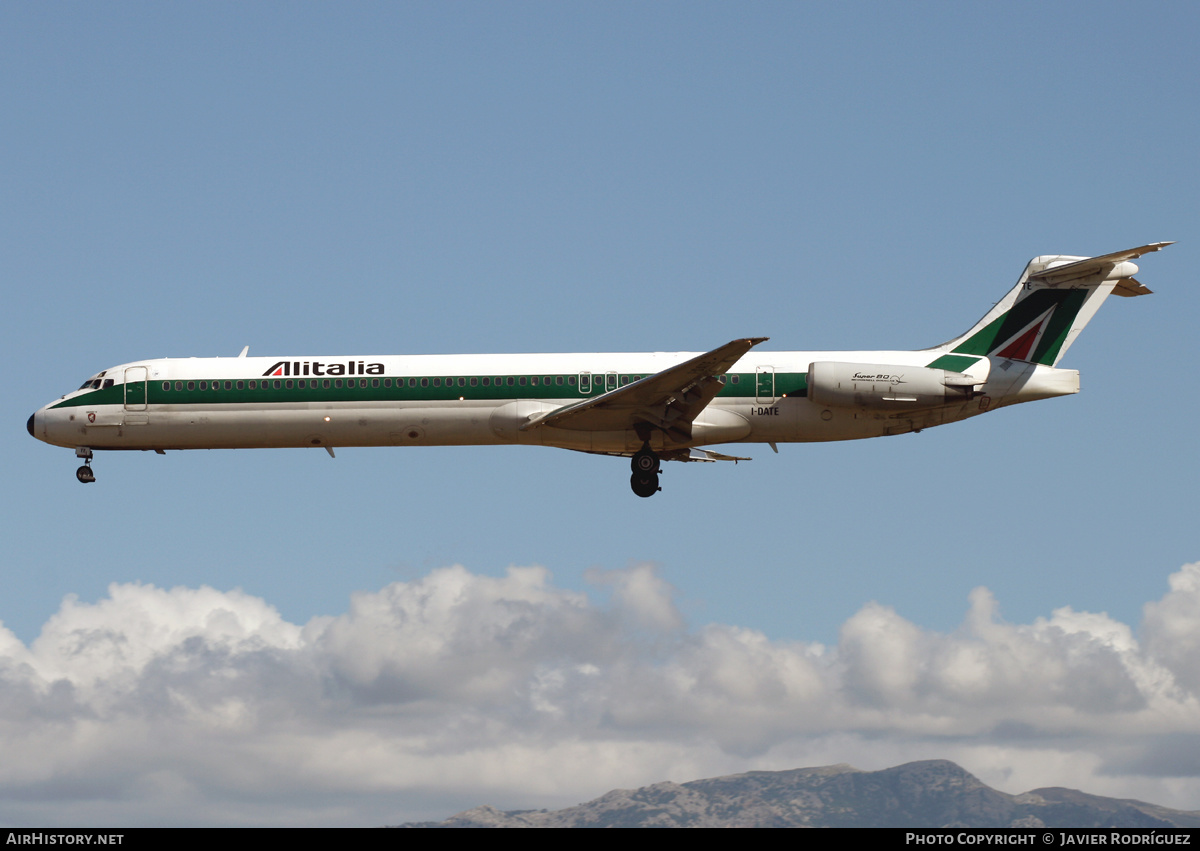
931,242,1170,367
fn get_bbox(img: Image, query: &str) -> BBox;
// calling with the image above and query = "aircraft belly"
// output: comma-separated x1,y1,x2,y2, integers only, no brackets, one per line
64,403,506,450
779,398,977,442
537,428,653,453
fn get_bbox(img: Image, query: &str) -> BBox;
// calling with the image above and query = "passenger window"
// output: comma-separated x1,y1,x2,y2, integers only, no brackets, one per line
323,379,331,389
187,381,195,391
470,377,477,386
236,380,245,390
162,382,170,391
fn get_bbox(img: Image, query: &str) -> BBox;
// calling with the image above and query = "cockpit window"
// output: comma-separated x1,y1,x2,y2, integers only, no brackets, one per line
77,376,115,391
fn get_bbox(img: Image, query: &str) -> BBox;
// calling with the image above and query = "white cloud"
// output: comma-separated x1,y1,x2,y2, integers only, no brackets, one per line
1142,562,1200,694
5,562,1200,825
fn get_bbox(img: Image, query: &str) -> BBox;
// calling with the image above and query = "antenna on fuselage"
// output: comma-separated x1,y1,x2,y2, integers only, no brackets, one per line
238,346,249,358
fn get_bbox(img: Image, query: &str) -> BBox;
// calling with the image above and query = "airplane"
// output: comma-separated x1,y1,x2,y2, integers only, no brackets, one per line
28,242,1170,497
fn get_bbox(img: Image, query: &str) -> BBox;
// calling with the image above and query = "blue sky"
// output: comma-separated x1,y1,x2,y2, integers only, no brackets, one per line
4,1,1199,827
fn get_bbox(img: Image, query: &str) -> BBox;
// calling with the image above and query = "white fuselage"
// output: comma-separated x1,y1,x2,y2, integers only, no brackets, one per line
28,349,1078,457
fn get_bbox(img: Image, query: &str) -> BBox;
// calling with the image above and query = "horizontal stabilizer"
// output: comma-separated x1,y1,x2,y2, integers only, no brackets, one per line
1029,241,1172,289
1112,278,1153,297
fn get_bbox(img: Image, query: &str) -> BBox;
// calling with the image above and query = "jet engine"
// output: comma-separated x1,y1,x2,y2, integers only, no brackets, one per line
807,362,981,409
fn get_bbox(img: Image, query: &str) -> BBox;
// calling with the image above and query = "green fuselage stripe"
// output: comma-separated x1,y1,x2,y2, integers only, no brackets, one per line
53,372,811,409
924,354,982,372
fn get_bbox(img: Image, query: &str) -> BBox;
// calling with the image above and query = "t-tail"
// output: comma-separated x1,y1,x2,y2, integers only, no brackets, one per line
930,242,1172,367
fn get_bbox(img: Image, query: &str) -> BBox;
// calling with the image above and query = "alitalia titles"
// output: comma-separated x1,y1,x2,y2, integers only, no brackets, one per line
263,361,384,377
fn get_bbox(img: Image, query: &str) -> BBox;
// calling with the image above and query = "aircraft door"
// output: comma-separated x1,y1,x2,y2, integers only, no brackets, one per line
124,366,148,411
578,372,592,394
605,371,618,393
756,366,776,403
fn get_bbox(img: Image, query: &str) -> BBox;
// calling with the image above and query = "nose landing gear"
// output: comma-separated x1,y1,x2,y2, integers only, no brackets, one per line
629,444,661,497
75,447,95,484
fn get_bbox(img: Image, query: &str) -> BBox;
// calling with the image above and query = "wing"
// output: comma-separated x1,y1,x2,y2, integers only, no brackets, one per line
520,337,768,442
1029,241,1173,296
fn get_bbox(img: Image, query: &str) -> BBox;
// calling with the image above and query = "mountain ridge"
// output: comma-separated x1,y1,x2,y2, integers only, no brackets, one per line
395,759,1200,828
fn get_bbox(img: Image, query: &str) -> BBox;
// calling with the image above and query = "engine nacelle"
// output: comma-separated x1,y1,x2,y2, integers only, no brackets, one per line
807,361,980,409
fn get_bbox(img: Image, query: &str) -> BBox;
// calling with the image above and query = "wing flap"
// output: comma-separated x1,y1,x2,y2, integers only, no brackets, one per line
662,447,752,463
568,447,752,463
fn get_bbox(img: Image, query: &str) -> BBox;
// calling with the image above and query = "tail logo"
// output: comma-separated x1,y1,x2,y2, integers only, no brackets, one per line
991,307,1055,361
952,288,1087,366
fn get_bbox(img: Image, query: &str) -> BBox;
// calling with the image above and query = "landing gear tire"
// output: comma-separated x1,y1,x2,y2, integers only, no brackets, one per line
76,465,95,484
630,471,660,498
631,446,660,474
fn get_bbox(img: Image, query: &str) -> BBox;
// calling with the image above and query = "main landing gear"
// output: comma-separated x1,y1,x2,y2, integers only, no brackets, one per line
630,444,661,498
75,447,95,484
